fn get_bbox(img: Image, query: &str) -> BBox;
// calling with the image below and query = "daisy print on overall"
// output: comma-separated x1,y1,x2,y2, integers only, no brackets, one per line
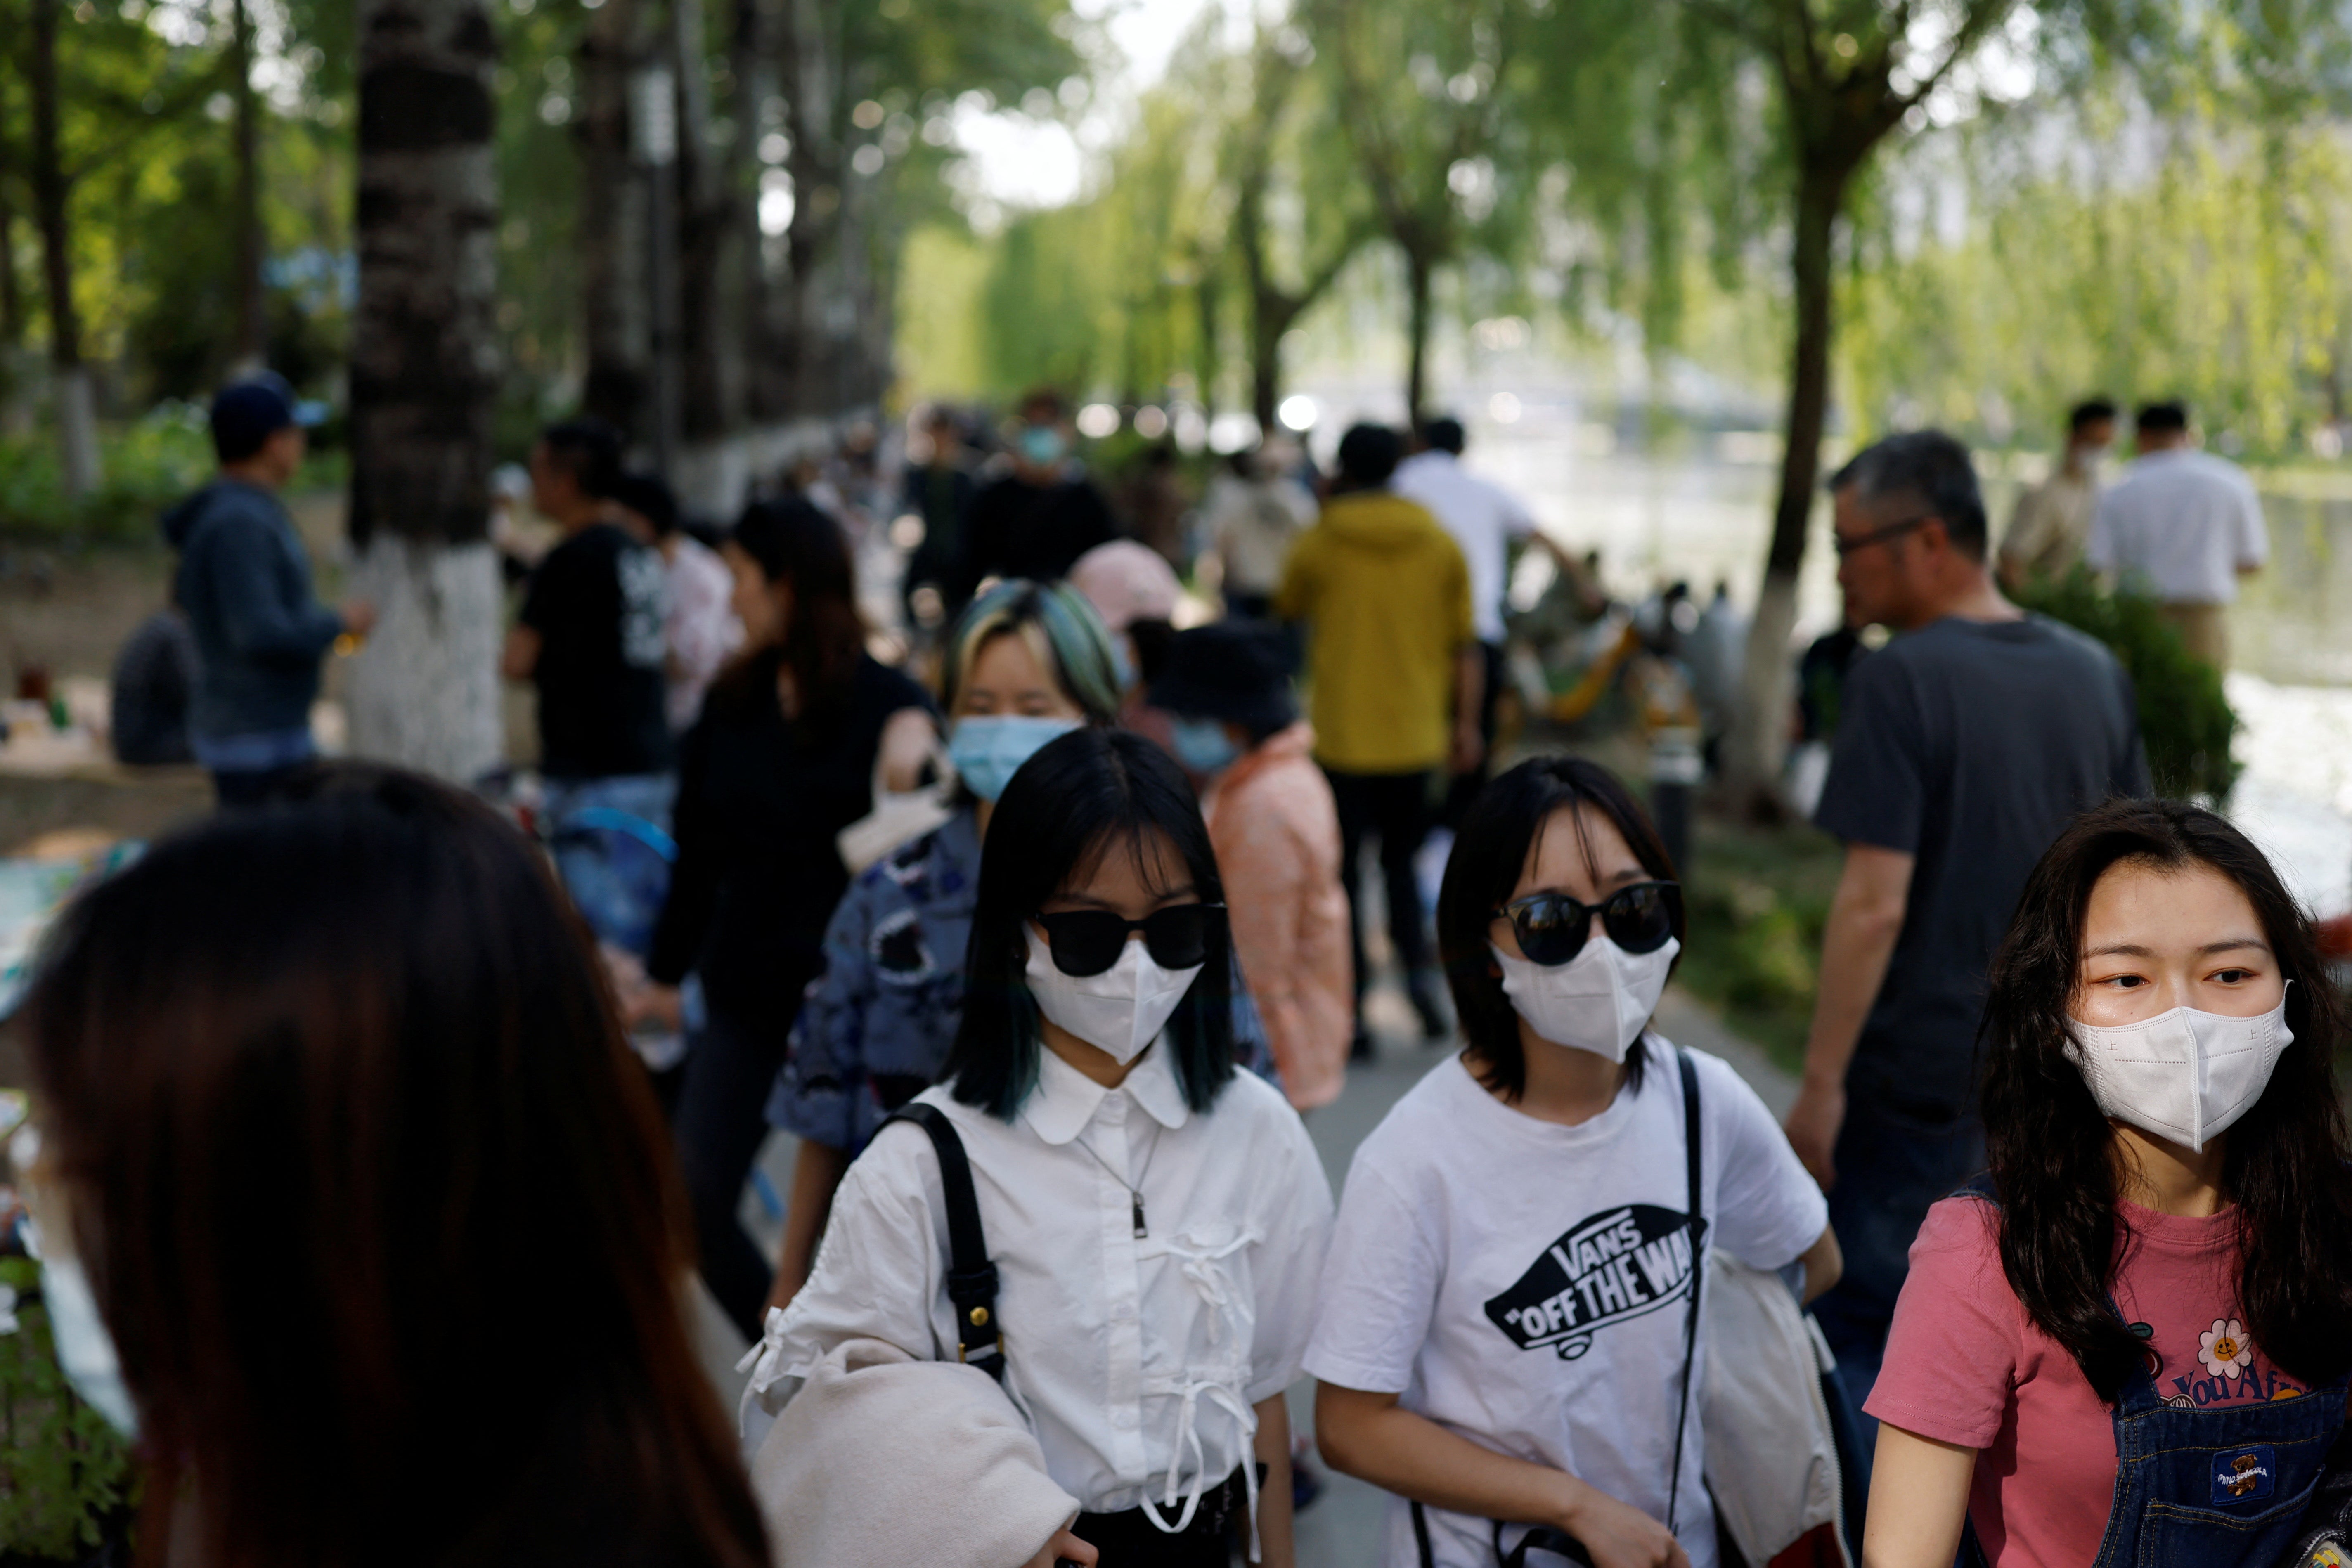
2200,1319,2255,1382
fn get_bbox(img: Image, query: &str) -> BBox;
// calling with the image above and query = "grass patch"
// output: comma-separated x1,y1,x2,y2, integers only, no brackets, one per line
0,411,349,552
1670,811,1844,1077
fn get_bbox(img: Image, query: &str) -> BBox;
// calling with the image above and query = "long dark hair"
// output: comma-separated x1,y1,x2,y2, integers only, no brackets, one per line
1435,754,1683,1101
22,766,767,1568
944,727,1238,1119
716,495,864,727
1981,797,2352,1401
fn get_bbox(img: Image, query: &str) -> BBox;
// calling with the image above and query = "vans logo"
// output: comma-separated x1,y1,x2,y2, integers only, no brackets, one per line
2211,1447,2276,1505
1484,1204,1704,1361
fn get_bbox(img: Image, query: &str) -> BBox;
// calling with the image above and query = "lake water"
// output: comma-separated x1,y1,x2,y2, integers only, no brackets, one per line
1351,393,2352,916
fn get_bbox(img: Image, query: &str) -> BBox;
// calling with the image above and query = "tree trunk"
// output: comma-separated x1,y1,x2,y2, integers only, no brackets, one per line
782,0,838,417
673,0,744,442
1251,305,1282,435
1403,244,1433,427
346,0,505,782
0,59,31,438
1724,158,1848,813
0,63,21,353
28,0,100,497
230,0,268,371
577,0,654,438
1193,271,1219,420
730,0,781,422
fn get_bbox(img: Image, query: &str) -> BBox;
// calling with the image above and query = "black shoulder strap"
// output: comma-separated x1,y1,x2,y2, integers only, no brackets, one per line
883,1103,1005,1383
1954,1171,1999,1204
1665,1047,1704,1537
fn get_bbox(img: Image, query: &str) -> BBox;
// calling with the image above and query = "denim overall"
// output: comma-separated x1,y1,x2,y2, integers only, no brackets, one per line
2085,1319,2348,1567
1955,1183,2352,1568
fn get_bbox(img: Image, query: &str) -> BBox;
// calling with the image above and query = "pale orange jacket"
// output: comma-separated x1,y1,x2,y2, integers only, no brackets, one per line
1204,723,1353,1109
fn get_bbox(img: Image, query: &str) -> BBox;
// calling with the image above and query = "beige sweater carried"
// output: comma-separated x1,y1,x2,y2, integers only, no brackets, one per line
751,1337,1079,1568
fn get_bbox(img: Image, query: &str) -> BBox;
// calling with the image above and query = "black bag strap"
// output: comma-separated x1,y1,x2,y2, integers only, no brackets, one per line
1408,1049,1704,1568
882,1102,1005,1383
1406,1508,1598,1568
1665,1046,1704,1536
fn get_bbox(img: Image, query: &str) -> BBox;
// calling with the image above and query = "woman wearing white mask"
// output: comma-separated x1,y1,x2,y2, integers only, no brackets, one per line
747,727,1333,1567
1309,756,1840,1568
1865,799,2352,1568
763,579,1124,1312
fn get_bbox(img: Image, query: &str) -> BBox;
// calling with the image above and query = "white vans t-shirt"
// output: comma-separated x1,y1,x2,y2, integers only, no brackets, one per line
1304,1041,1827,1568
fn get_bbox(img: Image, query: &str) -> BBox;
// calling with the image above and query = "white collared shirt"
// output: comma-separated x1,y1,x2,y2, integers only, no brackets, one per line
2085,447,2268,604
746,1038,1334,1521
1393,449,1539,643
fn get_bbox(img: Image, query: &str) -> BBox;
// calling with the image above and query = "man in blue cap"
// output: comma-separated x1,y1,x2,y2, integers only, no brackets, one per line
161,374,374,806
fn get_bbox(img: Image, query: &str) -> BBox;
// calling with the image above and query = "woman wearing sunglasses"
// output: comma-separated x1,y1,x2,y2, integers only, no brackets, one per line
1308,756,1839,1568
746,727,1334,1568
761,579,1125,1314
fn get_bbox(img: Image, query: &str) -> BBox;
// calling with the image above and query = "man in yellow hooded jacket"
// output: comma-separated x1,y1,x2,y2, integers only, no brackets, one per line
1275,421,1479,1055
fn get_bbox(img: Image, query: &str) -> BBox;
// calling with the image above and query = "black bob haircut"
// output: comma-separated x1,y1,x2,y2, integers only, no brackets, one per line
944,727,1238,1120
1980,797,2352,1402
2136,400,2189,435
1829,428,1988,562
1435,754,1682,1102
2068,398,2118,433
1420,416,1467,455
1337,423,1403,487
539,418,624,500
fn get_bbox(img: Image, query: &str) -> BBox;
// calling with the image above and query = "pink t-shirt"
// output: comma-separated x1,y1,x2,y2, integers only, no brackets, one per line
1866,1195,2310,1568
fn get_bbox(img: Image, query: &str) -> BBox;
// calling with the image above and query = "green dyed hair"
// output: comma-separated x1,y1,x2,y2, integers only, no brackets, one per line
942,579,1125,723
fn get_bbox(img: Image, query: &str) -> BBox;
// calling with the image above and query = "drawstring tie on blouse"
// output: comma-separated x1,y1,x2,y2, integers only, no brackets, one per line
1137,1227,1264,1559
737,1305,795,1430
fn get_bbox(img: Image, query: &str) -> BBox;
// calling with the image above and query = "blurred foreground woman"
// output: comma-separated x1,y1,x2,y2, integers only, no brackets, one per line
16,766,768,1568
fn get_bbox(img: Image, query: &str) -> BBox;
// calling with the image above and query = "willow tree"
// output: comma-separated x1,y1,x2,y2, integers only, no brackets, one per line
1310,0,1526,422
344,0,503,780
1228,19,1370,433
1693,0,2032,809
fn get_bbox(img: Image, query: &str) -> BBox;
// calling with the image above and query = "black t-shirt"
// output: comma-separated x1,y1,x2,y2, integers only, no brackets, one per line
646,652,934,1034
951,472,1118,603
521,523,675,779
1813,615,2149,1121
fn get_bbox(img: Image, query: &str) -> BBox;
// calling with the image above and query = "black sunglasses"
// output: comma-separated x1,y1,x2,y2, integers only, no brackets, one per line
1495,881,1682,967
1831,513,1934,557
1034,904,1228,978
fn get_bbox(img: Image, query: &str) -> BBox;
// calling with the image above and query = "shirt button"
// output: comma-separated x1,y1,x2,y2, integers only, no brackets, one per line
1112,1299,1136,1322
1112,1404,1137,1428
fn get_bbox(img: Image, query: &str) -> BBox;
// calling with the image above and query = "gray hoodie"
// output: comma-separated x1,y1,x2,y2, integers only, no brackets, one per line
161,480,343,744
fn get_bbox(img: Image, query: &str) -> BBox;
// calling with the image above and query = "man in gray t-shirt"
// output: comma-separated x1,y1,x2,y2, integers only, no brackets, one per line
1782,430,2148,1417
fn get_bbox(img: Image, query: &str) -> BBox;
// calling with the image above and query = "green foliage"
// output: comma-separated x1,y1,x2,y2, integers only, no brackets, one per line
1841,95,2352,462
1668,814,1846,1076
2014,566,2241,802
0,0,355,404
0,1257,138,1560
0,406,212,545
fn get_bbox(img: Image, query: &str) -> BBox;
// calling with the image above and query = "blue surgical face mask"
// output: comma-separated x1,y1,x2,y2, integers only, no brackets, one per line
1169,715,1242,776
949,714,1080,802
1017,425,1066,468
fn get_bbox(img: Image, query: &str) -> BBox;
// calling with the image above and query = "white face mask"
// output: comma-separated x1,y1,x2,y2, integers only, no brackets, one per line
1491,935,1680,1062
1025,927,1202,1064
12,1126,139,1437
2066,982,2294,1152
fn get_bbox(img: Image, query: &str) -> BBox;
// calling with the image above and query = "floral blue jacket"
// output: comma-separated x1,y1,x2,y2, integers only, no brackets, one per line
767,806,1279,1154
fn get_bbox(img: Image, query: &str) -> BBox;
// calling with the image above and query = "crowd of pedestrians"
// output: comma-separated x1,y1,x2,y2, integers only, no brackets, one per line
33,379,2347,1568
